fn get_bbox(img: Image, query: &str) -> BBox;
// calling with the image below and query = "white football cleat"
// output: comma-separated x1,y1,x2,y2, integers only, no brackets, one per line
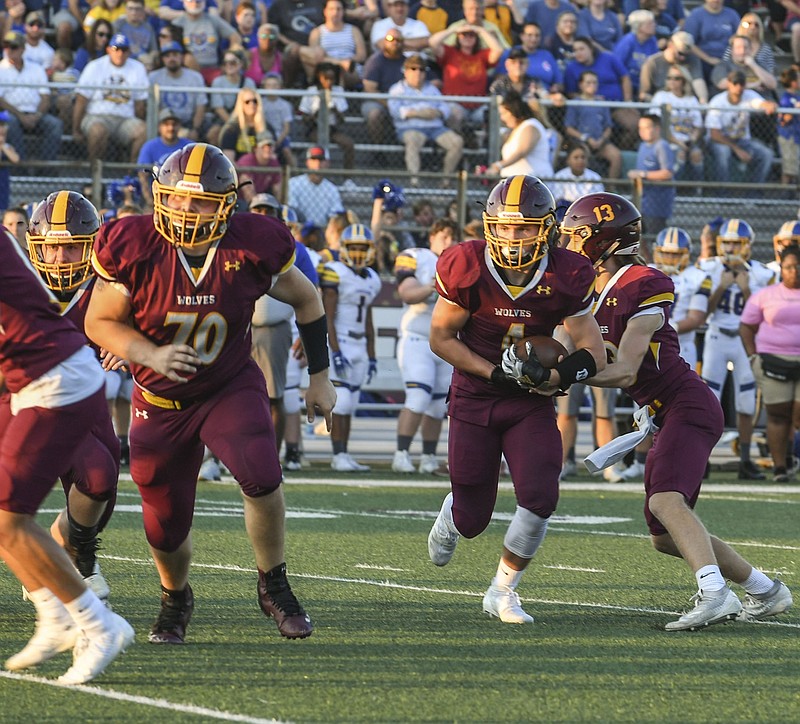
85,563,111,608
392,450,416,473
603,463,626,483
739,580,793,621
5,614,79,671
665,586,742,631
198,459,221,481
344,453,370,472
621,461,645,480
418,454,440,474
559,460,577,480
428,492,459,566
482,586,534,624
57,612,135,685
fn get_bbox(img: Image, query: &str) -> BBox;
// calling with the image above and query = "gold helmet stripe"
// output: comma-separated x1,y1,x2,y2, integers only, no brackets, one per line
724,219,739,237
184,144,207,184
504,175,525,211
51,190,70,231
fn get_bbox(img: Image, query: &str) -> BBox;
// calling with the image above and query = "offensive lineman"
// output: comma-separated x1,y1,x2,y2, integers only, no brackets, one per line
86,143,335,644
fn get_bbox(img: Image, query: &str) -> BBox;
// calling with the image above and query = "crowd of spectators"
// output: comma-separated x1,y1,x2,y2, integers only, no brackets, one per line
2,0,800,220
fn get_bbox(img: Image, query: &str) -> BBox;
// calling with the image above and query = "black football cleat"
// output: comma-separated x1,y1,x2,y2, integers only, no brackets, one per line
738,460,765,480
258,564,313,639
149,584,194,644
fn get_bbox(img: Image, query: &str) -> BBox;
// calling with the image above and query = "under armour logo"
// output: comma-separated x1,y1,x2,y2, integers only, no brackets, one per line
606,298,618,306
536,285,552,295
576,369,589,381
134,408,149,419
224,260,241,271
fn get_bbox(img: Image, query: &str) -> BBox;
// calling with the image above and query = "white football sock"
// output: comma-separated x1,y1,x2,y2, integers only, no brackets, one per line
695,565,725,593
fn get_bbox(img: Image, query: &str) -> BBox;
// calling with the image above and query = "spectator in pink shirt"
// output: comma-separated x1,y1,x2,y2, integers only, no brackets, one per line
740,244,800,481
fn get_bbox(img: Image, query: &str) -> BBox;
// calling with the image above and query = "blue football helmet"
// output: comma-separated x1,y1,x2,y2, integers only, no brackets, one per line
774,220,800,261
716,219,753,263
653,227,692,274
340,224,376,270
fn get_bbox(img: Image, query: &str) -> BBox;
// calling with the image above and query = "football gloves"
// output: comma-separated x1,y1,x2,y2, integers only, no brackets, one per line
332,351,351,379
501,342,550,388
367,358,378,384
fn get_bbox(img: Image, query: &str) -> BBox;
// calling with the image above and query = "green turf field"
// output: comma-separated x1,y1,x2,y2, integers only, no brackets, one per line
1,473,798,723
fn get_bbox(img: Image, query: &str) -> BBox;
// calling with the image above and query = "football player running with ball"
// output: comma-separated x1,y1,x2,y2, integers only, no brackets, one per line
428,175,606,624
561,192,792,630
86,144,336,644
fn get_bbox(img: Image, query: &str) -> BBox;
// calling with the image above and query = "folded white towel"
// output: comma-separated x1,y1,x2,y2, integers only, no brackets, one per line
584,406,656,474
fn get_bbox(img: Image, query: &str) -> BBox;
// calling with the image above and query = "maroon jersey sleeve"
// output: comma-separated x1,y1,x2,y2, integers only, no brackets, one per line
434,240,484,311
0,232,86,392
91,213,296,400
596,265,691,408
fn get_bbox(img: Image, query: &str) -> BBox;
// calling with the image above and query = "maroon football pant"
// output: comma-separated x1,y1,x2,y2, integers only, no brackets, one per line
130,360,281,552
0,387,111,515
643,380,724,536
0,393,118,528
447,391,561,538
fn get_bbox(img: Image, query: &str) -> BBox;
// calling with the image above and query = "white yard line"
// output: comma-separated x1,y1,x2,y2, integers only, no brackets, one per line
0,671,287,723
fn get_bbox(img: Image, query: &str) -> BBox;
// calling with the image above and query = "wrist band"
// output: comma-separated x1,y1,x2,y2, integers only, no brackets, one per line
554,348,597,391
297,315,330,375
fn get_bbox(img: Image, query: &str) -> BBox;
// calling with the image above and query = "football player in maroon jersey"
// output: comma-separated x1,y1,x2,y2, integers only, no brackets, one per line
561,191,793,630
0,228,134,685
22,191,120,607
427,174,606,624
86,143,336,644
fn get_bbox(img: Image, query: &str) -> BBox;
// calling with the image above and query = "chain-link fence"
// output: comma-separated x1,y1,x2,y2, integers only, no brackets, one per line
2,81,797,262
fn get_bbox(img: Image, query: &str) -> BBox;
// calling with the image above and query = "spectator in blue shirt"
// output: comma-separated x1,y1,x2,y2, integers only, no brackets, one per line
777,66,800,186
614,9,659,96
495,23,563,93
525,0,577,48
564,69,623,177
564,37,640,148
628,113,675,253
136,108,192,208
577,0,622,53
683,0,740,80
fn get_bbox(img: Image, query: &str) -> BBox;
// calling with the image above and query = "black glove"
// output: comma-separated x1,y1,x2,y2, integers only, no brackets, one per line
490,365,522,391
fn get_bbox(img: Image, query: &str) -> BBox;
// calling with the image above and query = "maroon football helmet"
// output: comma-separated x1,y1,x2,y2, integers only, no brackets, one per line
27,190,100,294
482,175,558,271
152,143,239,248
561,192,641,268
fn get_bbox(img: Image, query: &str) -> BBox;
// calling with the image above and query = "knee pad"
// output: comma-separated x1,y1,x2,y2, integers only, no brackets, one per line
283,386,301,415
736,383,757,416
425,395,447,421
404,386,433,415
503,506,549,559
332,384,358,416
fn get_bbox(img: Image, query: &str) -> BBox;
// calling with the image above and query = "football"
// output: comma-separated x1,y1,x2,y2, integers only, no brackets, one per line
513,335,568,369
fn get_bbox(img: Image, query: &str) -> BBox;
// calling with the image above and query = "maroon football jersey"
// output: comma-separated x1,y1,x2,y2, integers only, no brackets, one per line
92,213,295,400
593,263,693,407
0,232,86,393
435,240,596,398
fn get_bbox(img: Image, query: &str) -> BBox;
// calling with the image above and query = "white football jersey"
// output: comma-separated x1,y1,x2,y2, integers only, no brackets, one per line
699,257,775,330
394,247,439,338
320,260,382,339
671,265,712,341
